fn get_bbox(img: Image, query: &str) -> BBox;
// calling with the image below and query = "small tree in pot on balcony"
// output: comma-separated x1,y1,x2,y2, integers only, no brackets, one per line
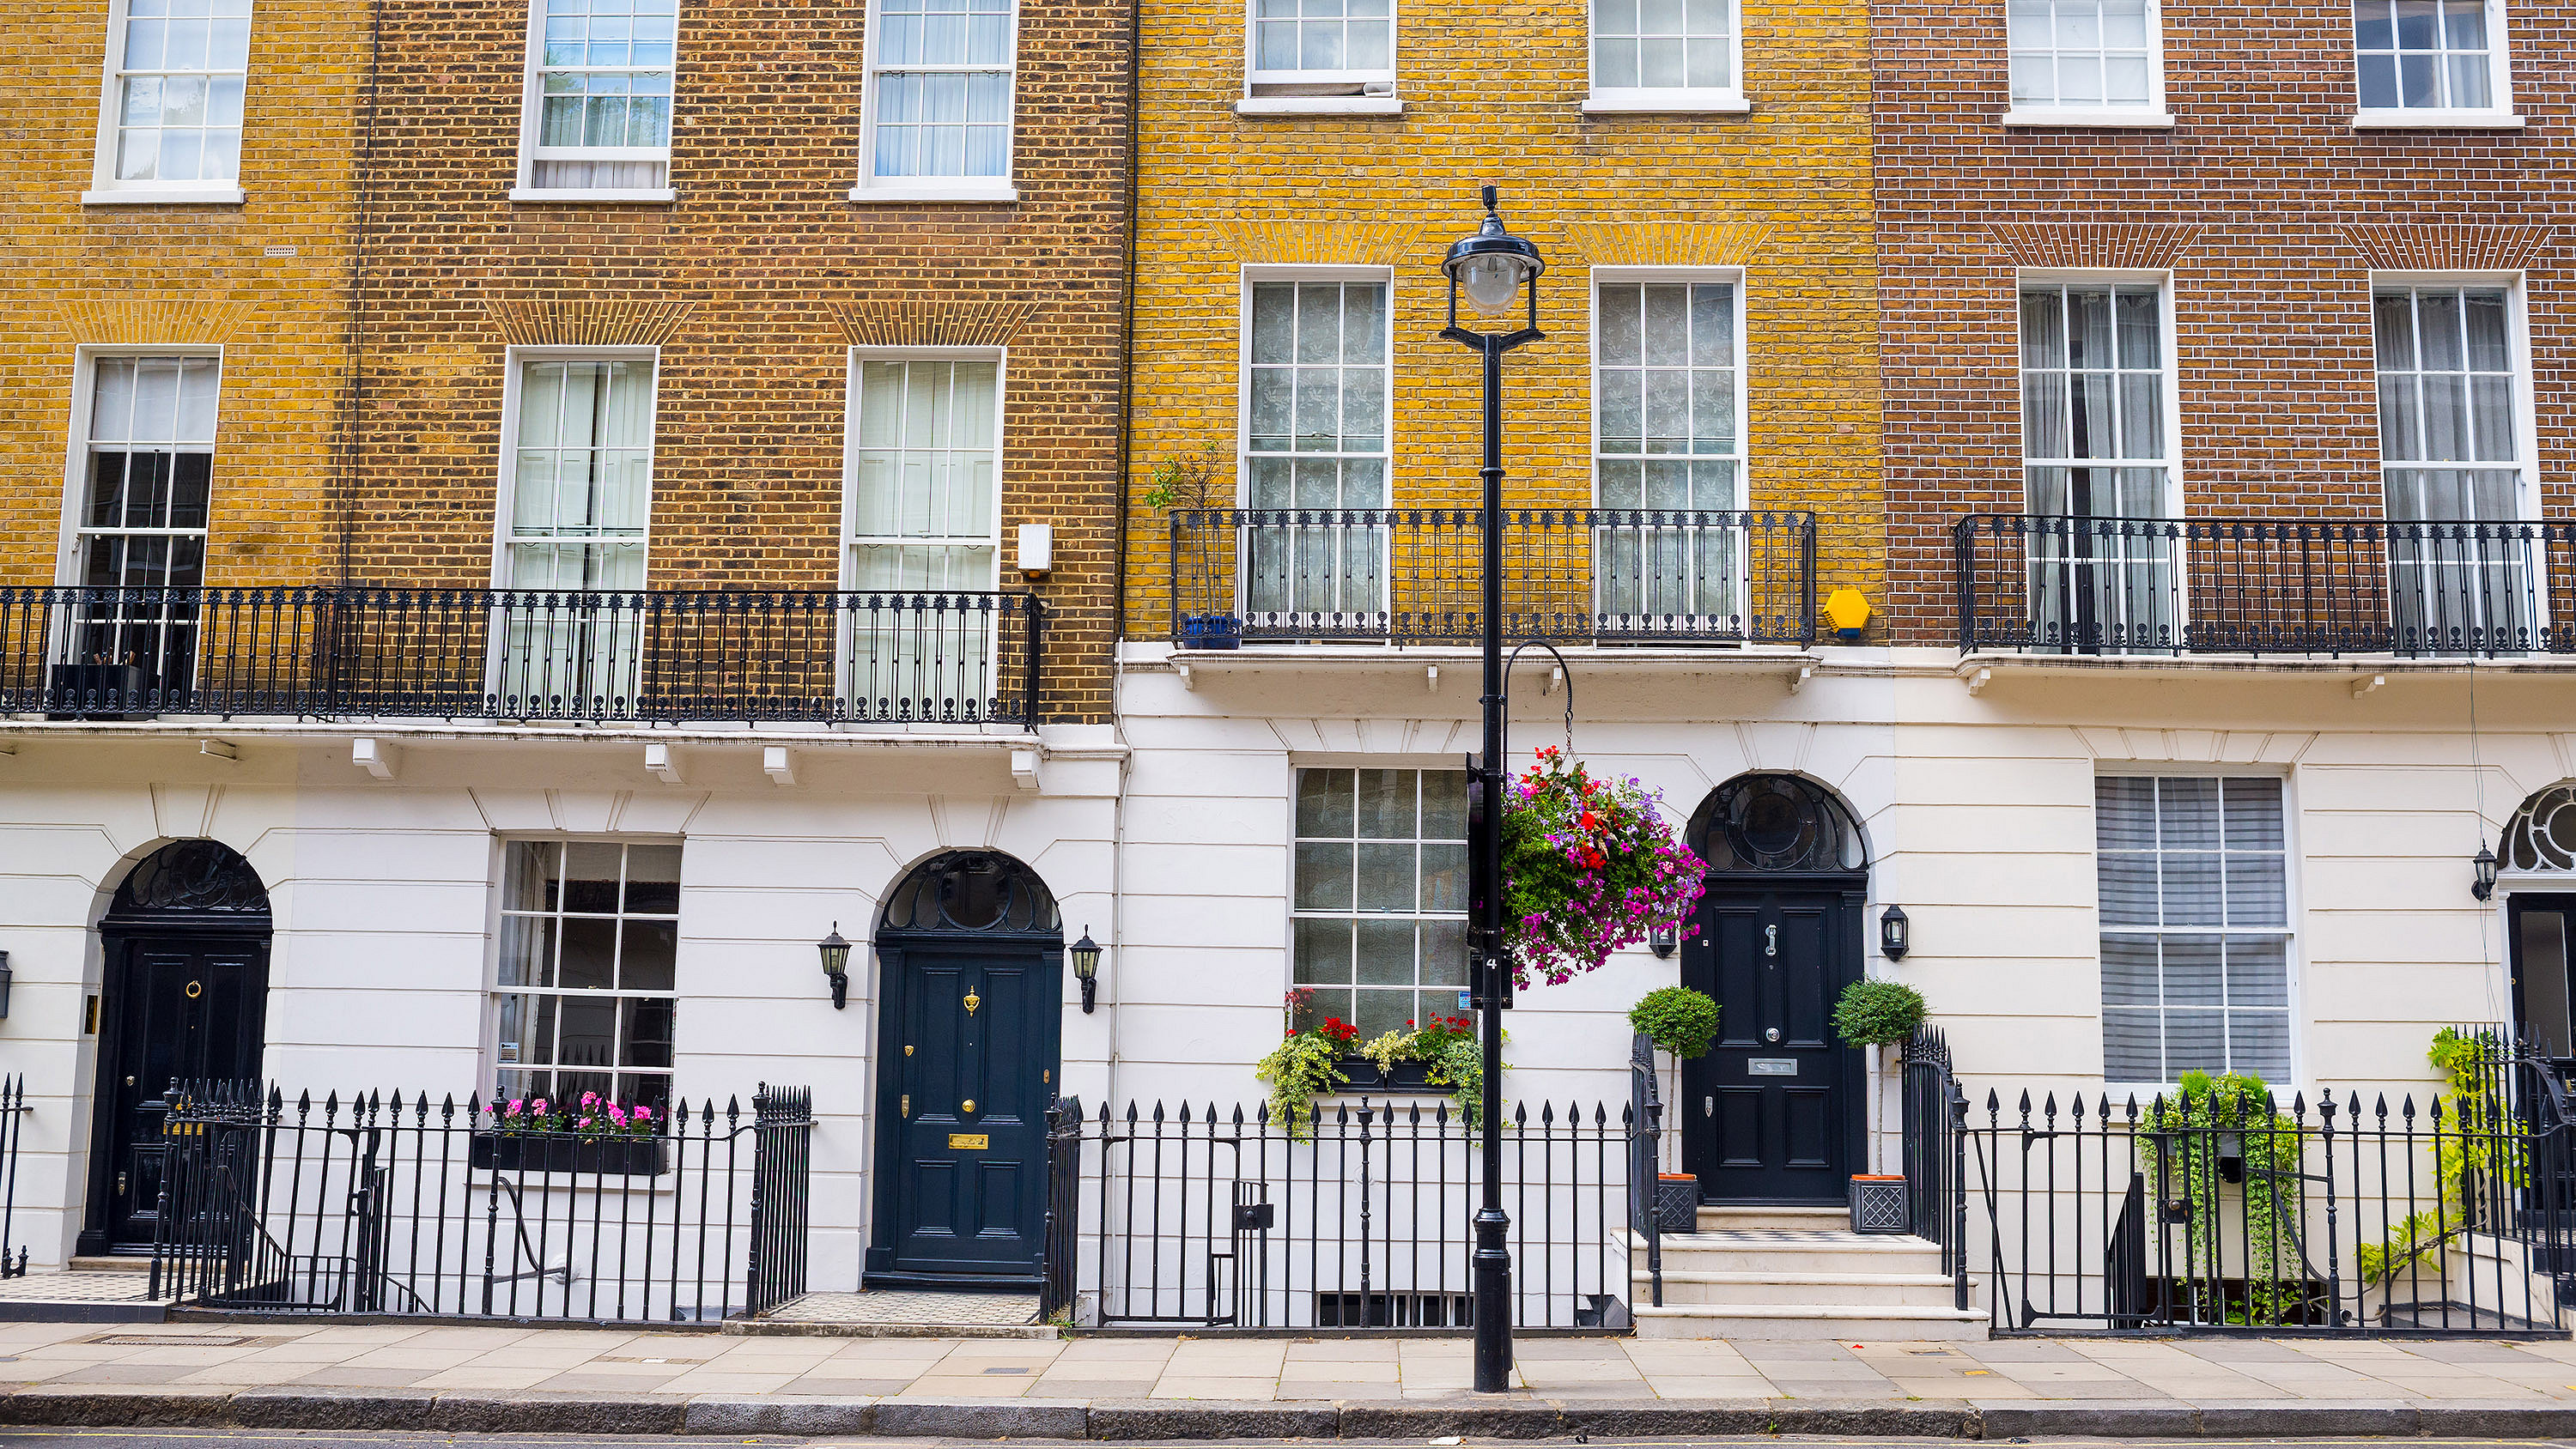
1145,443,1241,650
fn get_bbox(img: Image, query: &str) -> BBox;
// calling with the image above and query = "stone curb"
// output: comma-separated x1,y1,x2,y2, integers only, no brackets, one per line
10,1384,2576,1437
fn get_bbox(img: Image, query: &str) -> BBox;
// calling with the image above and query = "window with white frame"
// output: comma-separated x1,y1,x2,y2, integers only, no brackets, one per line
518,0,677,195
65,355,221,693
1291,767,1468,1039
844,354,1002,705
2097,776,2293,1083
1247,0,1394,97
2372,282,2533,650
1594,278,1743,624
2354,0,2510,115
1589,0,1739,106
92,0,253,199
495,355,657,705
2007,0,2161,115
494,840,680,1113
1242,277,1389,630
860,0,1016,192
2018,280,2177,651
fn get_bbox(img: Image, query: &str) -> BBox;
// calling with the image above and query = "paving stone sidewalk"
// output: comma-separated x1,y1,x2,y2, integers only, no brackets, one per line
9,1318,2576,1438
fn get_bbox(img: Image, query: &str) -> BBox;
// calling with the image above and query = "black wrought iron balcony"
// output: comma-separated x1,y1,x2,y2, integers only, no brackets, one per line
1955,515,2576,658
1169,508,1818,647
0,586,1042,724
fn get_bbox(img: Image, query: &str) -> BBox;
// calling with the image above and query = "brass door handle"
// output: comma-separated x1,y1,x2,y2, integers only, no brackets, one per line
901,1094,910,1119
118,1173,128,1194
963,1099,976,1114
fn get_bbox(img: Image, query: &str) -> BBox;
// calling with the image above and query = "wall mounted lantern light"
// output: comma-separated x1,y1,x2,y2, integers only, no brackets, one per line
817,925,852,1010
1649,925,1678,960
1879,904,1911,961
1069,928,1103,1013
0,949,11,1019
2473,843,2500,902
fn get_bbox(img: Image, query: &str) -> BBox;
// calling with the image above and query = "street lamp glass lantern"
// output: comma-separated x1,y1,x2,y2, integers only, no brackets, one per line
2473,843,2500,901
817,924,853,1009
1443,185,1545,324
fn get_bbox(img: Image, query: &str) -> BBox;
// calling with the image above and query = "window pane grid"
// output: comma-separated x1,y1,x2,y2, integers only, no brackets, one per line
494,840,680,1114
111,0,253,185
72,356,220,688
2020,283,2175,649
845,359,1002,697
870,0,1013,179
2354,0,2494,109
1595,282,1742,621
2372,284,2530,648
1589,0,1733,89
1251,0,1393,76
1244,281,1391,624
1291,768,1470,1039
2008,0,2154,107
2098,776,2292,1083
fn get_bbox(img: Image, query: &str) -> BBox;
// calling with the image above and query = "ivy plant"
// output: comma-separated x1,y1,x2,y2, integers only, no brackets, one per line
2144,1070,2304,1325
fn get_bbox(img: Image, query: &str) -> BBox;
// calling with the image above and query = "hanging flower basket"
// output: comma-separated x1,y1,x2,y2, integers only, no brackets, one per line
1501,748,1706,988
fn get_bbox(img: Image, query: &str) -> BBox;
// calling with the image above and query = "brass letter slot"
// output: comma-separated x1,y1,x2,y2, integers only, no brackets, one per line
948,1133,990,1150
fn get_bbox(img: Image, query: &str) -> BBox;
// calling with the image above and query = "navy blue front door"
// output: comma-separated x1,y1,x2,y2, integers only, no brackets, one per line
869,941,1060,1285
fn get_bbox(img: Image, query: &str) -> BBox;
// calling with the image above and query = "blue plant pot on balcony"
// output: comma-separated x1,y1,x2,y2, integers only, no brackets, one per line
1179,613,1242,650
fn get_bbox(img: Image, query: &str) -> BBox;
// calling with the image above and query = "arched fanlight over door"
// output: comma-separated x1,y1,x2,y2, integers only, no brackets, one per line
1693,773,1867,874
2505,785,2576,873
106,839,271,923
880,850,1061,937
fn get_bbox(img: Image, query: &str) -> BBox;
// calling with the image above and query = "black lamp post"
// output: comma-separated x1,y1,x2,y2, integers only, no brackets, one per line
817,925,852,1010
1442,183,1544,1397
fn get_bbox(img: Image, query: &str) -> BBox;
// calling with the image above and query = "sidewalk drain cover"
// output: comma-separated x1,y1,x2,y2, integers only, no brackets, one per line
981,1367,1036,1375
87,1334,274,1347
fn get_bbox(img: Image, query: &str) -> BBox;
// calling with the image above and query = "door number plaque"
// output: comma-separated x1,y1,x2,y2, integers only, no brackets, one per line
1747,1058,1798,1076
948,1133,991,1150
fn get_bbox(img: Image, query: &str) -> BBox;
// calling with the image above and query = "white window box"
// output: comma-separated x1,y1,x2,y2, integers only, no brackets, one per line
1233,94,1404,116
508,187,677,203
2001,107,2175,128
82,185,246,206
846,180,1021,203
1582,88,1749,114
2352,108,2525,129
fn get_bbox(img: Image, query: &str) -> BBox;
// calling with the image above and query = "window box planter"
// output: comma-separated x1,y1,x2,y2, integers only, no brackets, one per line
1655,1173,1699,1234
1334,1058,1443,1094
1850,1173,1908,1234
469,1132,670,1178
1178,613,1242,650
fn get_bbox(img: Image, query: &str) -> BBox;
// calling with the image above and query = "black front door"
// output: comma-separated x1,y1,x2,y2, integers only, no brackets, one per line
2512,894,2576,1061
83,931,270,1253
1682,881,1863,1203
868,941,1061,1286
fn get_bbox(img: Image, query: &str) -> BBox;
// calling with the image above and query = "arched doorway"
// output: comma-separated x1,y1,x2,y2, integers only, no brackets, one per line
82,840,272,1255
866,850,1064,1289
2502,785,2576,1059
1680,774,1868,1204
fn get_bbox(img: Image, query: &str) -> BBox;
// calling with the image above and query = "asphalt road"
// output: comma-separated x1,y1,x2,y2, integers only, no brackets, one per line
8,1431,2576,1449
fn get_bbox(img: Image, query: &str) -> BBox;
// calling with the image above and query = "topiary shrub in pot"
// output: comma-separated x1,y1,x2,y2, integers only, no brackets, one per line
1831,979,1927,1048
1629,986,1719,1233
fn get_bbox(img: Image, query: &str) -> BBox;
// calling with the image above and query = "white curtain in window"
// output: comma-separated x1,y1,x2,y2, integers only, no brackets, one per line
845,359,1002,713
870,0,1013,178
1243,281,1389,629
2374,285,2530,652
1595,282,1741,629
498,359,654,711
2020,283,2177,651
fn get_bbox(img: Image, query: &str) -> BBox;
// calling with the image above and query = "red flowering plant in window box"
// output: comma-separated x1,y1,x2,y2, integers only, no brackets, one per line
1502,747,1706,988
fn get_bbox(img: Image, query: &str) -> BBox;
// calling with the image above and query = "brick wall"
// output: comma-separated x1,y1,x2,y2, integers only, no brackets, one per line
0,0,361,586
1121,0,1885,640
1875,0,2576,644
351,0,1131,722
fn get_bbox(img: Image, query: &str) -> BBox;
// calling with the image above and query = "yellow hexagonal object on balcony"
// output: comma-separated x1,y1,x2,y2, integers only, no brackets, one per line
1825,587,1873,642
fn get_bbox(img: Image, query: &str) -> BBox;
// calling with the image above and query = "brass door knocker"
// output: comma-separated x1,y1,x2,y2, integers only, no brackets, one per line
963,989,981,1016
185,980,204,998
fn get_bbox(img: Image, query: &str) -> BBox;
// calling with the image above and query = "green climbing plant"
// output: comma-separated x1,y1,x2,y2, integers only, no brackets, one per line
2142,1070,2305,1325
2356,1027,2519,1285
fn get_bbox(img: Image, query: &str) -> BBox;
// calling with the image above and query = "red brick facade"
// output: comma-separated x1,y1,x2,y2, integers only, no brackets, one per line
349,0,1131,719
1873,3,2576,643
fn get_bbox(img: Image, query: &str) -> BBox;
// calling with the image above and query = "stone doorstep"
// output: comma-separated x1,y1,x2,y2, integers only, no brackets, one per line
9,1385,2576,1438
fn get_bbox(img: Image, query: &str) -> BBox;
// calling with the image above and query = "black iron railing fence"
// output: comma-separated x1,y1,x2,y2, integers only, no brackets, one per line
1040,1096,1084,1325
1627,1034,1664,1311
149,1081,813,1324
1956,515,2576,657
1052,1098,1638,1330
1171,508,1818,646
1959,1048,2576,1335
1,1074,25,1278
1899,1025,1967,1306
2,586,1042,724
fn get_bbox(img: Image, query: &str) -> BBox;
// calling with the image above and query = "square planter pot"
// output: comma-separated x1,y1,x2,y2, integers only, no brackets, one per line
470,1132,670,1178
1850,1173,1909,1234
1334,1058,1443,1094
1178,613,1242,650
1655,1175,1700,1234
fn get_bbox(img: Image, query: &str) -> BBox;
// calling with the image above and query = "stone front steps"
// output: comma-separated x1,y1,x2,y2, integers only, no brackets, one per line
1622,1204,1989,1340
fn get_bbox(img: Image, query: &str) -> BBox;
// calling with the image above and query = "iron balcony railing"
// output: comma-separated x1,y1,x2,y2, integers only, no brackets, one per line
1956,514,2576,658
1171,508,1818,646
0,586,1042,724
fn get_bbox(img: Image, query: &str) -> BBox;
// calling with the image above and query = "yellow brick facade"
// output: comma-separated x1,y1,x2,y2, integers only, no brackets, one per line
0,0,361,587
1121,0,1883,637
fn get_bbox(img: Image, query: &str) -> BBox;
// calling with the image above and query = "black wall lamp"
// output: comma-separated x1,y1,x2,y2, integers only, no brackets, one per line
817,925,851,1010
0,949,11,1019
1649,925,1678,960
1070,928,1102,1013
1880,904,1911,961
2473,843,2500,902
